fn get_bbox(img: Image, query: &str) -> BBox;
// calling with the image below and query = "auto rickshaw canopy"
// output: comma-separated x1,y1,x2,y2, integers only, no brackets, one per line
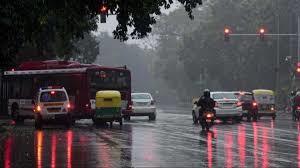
252,89,275,95
95,90,121,108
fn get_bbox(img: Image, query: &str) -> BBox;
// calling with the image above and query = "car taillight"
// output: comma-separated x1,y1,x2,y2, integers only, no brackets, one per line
237,101,242,107
253,102,257,107
206,113,213,118
67,103,71,109
36,105,41,112
297,107,300,110
128,101,133,110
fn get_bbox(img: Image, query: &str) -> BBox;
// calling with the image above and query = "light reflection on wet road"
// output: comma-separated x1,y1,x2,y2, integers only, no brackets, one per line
1,107,300,167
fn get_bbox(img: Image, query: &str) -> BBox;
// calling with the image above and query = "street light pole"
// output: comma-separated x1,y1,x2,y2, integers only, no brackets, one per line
276,12,280,103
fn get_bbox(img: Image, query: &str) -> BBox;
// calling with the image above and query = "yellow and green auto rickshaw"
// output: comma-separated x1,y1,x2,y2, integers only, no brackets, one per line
94,90,123,127
252,89,276,120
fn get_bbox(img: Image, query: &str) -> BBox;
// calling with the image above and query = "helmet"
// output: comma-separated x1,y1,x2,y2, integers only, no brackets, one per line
203,89,210,98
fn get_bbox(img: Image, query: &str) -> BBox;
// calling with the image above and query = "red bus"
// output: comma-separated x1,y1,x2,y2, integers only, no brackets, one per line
1,60,132,122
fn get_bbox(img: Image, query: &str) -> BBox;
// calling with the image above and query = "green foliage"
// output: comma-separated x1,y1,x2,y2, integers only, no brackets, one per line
153,0,300,103
0,0,202,69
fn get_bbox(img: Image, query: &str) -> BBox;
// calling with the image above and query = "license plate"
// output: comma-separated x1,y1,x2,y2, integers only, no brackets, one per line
206,119,211,122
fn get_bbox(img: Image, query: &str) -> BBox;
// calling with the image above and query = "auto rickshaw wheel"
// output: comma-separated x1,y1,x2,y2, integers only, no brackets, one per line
119,119,123,126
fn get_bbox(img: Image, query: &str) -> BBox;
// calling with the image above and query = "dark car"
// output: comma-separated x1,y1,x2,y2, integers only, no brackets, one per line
235,92,258,121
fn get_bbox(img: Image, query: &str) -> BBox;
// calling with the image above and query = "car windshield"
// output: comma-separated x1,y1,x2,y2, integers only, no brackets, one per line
240,94,253,101
212,93,237,100
40,91,67,102
132,94,151,100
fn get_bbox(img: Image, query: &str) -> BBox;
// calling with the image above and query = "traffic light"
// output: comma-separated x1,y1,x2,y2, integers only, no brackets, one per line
224,28,230,41
99,2,108,23
259,28,265,41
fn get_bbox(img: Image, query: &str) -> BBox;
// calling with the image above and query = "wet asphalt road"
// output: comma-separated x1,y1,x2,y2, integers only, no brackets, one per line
0,106,300,168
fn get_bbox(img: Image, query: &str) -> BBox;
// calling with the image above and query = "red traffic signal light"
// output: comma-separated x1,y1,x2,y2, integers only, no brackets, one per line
98,2,109,23
224,28,230,41
259,28,265,34
224,28,230,34
100,5,108,13
259,27,266,41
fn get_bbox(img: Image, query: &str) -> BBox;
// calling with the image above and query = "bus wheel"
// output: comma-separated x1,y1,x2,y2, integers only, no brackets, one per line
12,107,23,124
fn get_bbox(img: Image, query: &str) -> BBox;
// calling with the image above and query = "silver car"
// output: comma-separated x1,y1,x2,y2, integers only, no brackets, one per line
211,92,243,122
131,93,156,120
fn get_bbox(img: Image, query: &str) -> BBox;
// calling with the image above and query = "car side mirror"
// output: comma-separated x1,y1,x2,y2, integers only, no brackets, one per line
31,100,35,105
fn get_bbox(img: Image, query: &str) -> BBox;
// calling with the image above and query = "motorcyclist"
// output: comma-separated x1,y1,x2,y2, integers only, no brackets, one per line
197,89,216,120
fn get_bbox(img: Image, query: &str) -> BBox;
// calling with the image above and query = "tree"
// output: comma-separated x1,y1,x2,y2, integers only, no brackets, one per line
0,0,202,69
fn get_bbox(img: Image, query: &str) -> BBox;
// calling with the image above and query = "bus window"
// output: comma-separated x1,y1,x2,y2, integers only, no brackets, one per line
20,77,33,99
8,77,20,99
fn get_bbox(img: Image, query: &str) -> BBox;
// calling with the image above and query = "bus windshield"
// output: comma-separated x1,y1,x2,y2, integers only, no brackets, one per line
89,69,130,95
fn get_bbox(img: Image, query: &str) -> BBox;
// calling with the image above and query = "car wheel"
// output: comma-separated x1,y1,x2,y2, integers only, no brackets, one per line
149,113,156,121
35,115,43,130
235,117,241,123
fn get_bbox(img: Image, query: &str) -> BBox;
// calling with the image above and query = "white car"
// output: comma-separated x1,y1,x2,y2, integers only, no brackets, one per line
131,93,156,120
211,91,243,122
33,86,72,129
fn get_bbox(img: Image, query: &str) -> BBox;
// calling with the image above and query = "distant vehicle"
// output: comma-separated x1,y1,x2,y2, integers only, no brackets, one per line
234,92,258,122
33,86,72,129
130,93,156,120
94,90,123,127
1,60,132,123
211,91,243,123
252,89,276,120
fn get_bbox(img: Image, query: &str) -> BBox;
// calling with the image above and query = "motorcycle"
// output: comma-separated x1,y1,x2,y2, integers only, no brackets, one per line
293,106,300,121
199,109,215,131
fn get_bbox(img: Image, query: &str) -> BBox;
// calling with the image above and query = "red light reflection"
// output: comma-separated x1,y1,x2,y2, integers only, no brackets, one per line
298,134,300,168
36,131,43,168
253,122,258,168
207,132,213,168
67,131,73,168
4,137,12,168
262,127,269,168
238,125,246,168
51,134,57,168
224,133,233,168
